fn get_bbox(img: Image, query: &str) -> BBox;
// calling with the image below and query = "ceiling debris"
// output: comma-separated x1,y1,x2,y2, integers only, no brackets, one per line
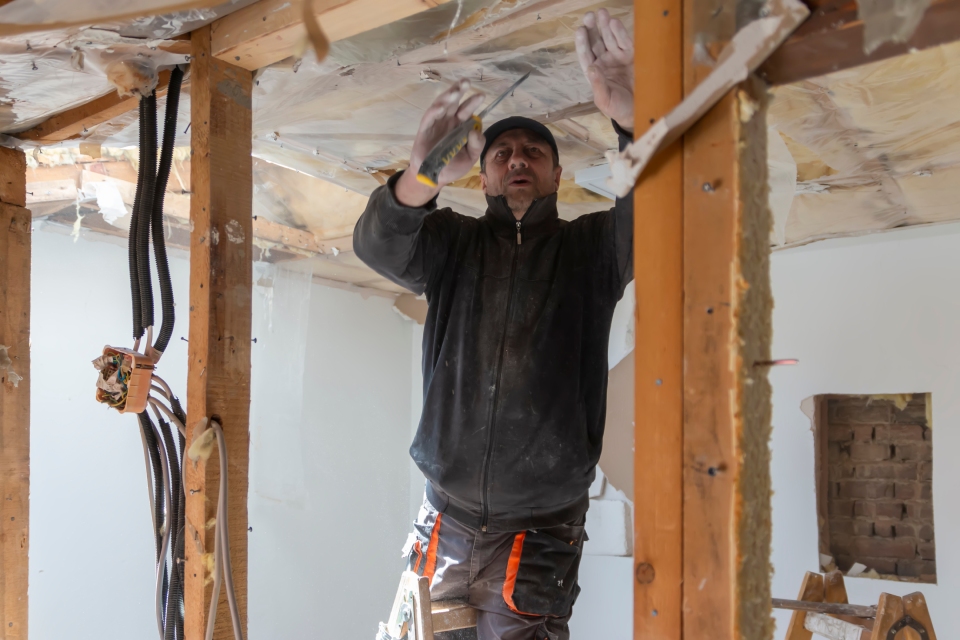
7,0,960,289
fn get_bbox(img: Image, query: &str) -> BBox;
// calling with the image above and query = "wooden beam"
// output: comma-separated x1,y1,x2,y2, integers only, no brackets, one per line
682,1,773,639
0,147,30,640
185,25,252,640
210,0,449,71
15,70,173,144
759,0,960,85
632,0,684,637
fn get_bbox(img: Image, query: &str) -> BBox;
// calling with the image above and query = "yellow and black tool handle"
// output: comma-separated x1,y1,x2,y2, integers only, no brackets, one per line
416,115,482,188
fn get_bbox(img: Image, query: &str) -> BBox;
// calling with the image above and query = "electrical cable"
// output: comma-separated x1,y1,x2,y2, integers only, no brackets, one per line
150,398,186,437
138,420,158,537
129,98,147,340
213,420,244,640
153,405,183,640
138,92,158,334
146,412,173,638
152,65,184,355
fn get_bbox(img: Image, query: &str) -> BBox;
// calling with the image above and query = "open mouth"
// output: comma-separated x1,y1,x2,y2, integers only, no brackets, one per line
508,176,532,187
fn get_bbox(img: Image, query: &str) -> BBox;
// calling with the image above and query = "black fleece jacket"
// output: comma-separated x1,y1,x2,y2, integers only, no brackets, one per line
354,124,634,532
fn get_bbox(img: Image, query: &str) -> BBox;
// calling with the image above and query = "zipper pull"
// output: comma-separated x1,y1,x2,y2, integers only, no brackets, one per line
516,221,522,245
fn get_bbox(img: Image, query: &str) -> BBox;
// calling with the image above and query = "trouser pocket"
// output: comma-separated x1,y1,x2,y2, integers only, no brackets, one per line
502,523,584,618
405,498,444,584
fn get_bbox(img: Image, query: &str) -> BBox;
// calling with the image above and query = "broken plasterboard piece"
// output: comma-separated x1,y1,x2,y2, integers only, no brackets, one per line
804,612,866,640
847,562,867,577
606,0,810,197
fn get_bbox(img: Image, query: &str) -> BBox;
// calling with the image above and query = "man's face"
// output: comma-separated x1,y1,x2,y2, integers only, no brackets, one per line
480,129,562,219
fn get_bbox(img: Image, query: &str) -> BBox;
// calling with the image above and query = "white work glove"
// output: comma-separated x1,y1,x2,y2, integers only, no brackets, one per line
395,79,486,208
575,9,635,131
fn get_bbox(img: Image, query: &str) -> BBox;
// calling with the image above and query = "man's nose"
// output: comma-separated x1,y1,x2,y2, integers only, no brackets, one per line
509,153,527,169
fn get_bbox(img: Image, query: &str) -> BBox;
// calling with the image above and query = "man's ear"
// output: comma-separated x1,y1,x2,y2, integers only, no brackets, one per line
553,164,563,189
480,171,488,192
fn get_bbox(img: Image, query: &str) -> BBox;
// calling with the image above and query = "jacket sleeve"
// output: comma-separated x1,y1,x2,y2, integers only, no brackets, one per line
609,121,635,298
575,121,634,299
353,171,461,296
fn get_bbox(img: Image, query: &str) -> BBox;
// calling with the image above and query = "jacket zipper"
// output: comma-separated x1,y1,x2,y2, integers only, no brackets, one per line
479,216,523,531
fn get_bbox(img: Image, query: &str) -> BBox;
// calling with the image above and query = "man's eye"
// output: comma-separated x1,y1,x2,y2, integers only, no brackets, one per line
527,147,542,156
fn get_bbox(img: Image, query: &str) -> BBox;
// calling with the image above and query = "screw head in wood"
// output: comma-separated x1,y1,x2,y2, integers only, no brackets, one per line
636,562,656,584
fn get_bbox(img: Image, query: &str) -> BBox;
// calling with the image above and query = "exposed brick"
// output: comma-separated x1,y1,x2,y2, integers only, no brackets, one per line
921,483,932,500
897,559,936,578
828,442,845,464
894,443,932,462
835,464,856,479
919,525,935,542
875,424,924,442
875,501,905,519
904,502,933,520
857,462,917,480
874,521,894,537
850,442,892,462
853,520,874,536
853,536,916,559
831,499,856,518
853,501,874,518
894,483,919,500
831,399,892,424
893,522,916,538
923,427,931,441
853,556,898,575
918,462,933,482
839,480,893,499
852,425,875,441
918,542,936,560
892,400,928,426
829,427,854,442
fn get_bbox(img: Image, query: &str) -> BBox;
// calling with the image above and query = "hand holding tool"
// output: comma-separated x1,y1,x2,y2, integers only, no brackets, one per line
416,72,531,188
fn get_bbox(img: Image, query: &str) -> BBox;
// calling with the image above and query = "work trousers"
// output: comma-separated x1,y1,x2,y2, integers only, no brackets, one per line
403,496,586,640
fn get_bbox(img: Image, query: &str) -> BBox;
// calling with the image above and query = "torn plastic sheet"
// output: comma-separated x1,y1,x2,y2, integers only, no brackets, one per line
0,0,224,35
250,261,313,507
858,0,933,55
768,37,960,247
250,0,631,201
0,29,187,134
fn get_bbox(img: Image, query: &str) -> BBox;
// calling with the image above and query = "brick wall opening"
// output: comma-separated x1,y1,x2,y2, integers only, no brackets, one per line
813,394,935,583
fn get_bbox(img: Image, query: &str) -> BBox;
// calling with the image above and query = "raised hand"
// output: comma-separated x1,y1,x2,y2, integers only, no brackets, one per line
395,79,486,207
575,9,634,130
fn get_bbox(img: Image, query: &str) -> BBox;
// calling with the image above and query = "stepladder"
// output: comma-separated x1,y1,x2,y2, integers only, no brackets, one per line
776,570,937,640
376,571,478,640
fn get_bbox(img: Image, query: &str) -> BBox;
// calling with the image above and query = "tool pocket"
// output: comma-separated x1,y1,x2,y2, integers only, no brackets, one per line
502,523,584,618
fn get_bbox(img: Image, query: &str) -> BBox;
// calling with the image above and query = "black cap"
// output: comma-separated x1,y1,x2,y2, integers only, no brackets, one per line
480,116,559,168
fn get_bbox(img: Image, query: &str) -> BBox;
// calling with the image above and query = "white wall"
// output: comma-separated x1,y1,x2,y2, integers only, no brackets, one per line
248,266,413,640
30,227,190,639
770,223,960,637
29,228,414,639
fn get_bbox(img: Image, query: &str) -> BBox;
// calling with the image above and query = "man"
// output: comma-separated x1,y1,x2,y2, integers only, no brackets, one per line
355,9,634,640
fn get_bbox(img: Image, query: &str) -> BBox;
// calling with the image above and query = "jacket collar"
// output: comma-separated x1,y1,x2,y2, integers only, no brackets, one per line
483,191,560,239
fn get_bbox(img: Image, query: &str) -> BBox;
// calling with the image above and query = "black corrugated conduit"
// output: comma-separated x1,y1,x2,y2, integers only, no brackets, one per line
152,65,184,354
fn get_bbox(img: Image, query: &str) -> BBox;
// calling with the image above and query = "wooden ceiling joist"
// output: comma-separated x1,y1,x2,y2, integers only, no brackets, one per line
15,70,173,145
210,0,451,71
759,0,960,85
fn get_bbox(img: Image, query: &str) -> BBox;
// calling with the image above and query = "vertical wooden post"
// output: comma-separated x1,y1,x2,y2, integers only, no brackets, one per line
186,25,253,640
632,0,684,637
0,146,30,640
682,0,773,638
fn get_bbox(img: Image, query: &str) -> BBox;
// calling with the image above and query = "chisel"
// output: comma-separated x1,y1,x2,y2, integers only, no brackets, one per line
416,71,531,188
